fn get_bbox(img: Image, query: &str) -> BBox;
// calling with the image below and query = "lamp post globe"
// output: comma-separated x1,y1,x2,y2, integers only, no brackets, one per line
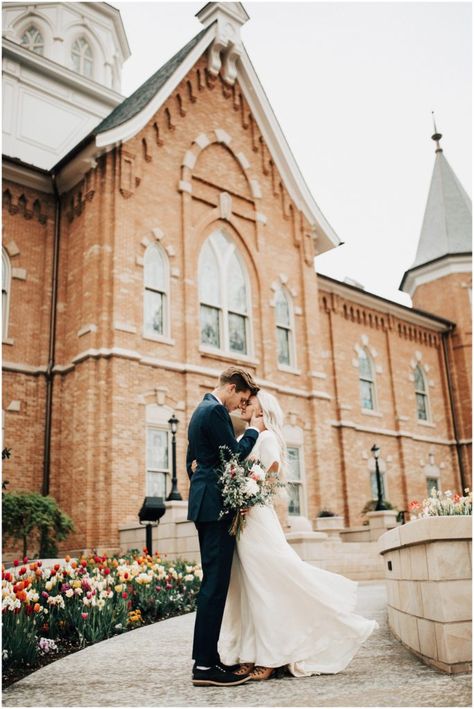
167,414,182,501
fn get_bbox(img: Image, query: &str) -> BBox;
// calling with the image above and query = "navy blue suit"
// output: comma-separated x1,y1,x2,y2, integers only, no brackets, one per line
186,393,259,666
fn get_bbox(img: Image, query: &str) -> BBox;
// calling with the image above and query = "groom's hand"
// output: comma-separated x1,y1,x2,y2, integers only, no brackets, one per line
250,414,265,432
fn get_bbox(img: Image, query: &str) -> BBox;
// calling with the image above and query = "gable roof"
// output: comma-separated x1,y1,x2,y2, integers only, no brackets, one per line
54,17,341,255
94,26,210,135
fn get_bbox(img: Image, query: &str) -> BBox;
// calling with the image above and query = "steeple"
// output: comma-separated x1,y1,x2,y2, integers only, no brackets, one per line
400,126,472,297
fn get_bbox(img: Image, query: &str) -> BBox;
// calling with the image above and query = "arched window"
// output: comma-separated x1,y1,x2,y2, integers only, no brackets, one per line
275,287,294,367
71,37,93,78
359,348,376,410
2,249,11,340
199,230,251,355
414,364,429,421
143,245,168,338
20,25,44,55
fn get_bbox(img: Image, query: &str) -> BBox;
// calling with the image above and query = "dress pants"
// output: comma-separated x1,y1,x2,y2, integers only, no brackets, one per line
192,519,236,666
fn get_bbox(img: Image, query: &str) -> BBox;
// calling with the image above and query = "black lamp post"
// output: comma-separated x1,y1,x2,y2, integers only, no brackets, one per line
167,414,182,501
138,497,166,556
371,443,388,511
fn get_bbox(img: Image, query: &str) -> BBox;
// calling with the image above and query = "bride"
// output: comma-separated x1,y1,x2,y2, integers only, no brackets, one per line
218,390,379,680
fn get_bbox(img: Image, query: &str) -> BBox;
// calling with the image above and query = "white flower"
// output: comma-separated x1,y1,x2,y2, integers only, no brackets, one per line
243,477,259,497
65,589,74,598
184,574,194,582
250,464,266,481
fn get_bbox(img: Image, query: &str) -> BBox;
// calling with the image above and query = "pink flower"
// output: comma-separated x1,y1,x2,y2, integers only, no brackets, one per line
81,612,88,619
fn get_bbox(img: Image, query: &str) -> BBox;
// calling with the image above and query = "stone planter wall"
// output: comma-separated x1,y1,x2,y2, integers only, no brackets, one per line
378,516,472,674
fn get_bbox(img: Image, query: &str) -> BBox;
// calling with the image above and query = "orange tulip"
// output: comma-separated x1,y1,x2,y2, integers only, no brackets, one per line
33,603,41,613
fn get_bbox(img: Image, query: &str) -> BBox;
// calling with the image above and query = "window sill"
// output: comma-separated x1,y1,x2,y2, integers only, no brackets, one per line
2,338,14,346
277,364,301,375
142,332,175,346
417,419,436,428
360,408,383,418
199,346,259,367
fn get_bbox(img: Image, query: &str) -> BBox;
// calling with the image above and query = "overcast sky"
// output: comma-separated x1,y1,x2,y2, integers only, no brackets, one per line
114,1,471,306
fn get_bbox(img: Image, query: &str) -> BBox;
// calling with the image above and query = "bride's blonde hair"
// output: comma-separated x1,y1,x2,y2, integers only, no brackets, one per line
256,390,288,481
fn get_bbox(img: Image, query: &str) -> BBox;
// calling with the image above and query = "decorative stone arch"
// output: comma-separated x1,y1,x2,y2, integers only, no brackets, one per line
352,334,383,374
179,129,264,206
12,10,54,56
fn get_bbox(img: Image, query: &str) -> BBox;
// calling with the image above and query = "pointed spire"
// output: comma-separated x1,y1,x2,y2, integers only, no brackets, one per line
431,111,443,153
400,133,472,295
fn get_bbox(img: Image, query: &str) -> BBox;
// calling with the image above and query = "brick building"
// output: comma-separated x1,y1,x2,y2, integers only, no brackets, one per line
2,2,471,555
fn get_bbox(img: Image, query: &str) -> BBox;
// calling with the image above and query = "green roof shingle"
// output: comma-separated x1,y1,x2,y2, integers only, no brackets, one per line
95,25,211,135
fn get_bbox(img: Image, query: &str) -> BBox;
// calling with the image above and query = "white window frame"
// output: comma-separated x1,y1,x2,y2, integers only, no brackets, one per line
71,35,94,78
198,229,253,358
142,243,170,342
414,364,431,422
275,286,296,371
20,24,45,54
2,249,11,341
359,347,377,412
145,426,171,500
283,424,307,518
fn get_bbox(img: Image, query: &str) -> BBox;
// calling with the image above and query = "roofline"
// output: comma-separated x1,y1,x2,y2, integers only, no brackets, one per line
87,3,132,59
317,272,456,330
400,251,473,290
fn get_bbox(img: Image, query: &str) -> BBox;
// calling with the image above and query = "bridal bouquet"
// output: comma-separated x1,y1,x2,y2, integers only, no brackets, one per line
218,446,284,538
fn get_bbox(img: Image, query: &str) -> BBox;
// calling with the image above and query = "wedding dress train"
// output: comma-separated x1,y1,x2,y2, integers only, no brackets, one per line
218,430,379,676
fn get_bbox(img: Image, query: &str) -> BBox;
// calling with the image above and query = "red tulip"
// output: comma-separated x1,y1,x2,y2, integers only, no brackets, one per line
122,592,128,599
54,564,60,571
104,568,110,575
19,567,27,576
23,557,29,564
13,560,19,567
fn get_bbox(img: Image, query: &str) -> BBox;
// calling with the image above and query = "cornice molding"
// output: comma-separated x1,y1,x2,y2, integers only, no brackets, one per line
2,39,124,108
318,274,453,332
400,253,472,297
2,157,53,194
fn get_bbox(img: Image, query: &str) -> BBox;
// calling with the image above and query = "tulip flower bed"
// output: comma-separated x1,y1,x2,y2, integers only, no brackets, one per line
2,550,202,687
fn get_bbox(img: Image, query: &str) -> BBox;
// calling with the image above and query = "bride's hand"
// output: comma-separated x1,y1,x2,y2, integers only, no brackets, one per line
250,414,265,432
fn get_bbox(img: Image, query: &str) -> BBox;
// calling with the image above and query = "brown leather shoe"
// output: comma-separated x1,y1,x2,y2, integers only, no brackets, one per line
249,665,275,681
234,662,255,676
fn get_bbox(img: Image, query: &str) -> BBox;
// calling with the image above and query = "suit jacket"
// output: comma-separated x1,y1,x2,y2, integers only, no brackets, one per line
186,393,259,522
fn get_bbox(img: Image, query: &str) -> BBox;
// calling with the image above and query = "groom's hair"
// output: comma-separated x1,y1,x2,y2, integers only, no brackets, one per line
219,367,259,395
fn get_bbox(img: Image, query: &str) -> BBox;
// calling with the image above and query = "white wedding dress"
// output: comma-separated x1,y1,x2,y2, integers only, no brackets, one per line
218,430,379,676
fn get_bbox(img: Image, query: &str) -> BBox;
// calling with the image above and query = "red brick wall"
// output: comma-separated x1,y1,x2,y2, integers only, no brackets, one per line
2,55,470,554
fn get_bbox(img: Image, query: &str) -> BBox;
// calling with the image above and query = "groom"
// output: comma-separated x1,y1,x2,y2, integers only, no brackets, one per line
186,366,264,687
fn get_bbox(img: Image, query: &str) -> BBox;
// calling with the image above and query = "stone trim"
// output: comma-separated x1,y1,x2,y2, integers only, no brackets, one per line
11,267,27,280
77,324,97,337
329,417,455,445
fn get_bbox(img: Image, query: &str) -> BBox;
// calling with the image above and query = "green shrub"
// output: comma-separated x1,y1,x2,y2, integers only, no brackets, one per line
2,491,74,558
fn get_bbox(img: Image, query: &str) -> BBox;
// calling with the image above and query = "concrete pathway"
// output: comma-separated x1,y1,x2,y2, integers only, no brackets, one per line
3,582,471,707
